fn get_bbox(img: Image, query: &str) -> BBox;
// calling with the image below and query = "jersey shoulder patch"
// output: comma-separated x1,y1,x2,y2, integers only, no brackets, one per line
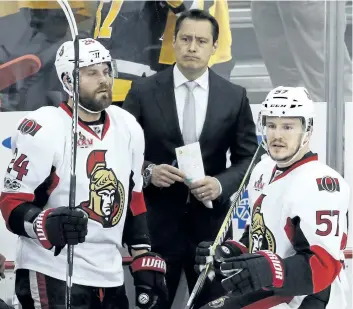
12,106,66,152
16,106,63,134
301,162,346,193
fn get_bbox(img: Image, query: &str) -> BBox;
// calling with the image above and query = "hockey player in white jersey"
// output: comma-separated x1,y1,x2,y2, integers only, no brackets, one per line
0,38,168,309
195,86,350,309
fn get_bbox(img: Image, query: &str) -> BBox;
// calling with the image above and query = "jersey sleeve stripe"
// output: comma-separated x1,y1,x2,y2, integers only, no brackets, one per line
0,192,35,226
130,191,147,216
340,232,348,250
46,172,60,195
284,217,295,244
309,245,343,293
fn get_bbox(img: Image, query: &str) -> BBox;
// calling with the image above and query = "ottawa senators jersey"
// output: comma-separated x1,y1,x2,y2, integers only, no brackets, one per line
242,153,350,309
0,103,146,287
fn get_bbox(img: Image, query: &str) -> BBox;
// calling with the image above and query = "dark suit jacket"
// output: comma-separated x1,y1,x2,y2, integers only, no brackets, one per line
123,66,258,256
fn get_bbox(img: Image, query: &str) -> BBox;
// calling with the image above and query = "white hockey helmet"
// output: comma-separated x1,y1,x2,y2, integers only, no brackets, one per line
55,38,115,97
259,86,315,132
259,86,315,161
260,86,315,128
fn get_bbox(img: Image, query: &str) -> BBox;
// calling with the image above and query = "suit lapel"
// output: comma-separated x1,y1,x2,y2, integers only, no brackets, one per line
155,67,184,145
199,70,221,145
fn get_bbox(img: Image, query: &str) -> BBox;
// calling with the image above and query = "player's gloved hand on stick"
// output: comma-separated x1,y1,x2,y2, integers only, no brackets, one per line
130,252,168,309
33,207,88,256
220,250,285,296
195,240,248,281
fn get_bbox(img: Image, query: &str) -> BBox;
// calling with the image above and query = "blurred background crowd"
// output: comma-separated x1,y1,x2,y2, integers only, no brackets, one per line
0,0,351,112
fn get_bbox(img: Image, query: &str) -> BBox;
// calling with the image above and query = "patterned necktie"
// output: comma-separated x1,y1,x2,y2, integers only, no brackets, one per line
182,81,198,144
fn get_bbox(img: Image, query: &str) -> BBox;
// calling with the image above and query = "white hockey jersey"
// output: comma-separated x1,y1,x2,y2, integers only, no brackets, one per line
244,153,350,309
0,103,146,287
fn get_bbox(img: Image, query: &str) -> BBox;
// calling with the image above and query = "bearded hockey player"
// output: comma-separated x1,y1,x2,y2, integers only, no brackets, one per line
0,38,167,309
195,86,350,309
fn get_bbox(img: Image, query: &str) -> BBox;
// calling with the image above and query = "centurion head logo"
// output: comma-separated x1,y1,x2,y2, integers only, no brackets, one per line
80,150,125,228
249,194,276,253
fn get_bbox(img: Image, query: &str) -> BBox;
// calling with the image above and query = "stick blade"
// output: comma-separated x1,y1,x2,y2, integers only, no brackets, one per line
0,54,42,90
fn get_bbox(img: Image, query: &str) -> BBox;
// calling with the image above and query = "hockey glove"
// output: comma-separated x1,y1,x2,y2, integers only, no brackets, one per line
33,207,88,256
195,240,248,280
220,250,285,296
130,252,168,309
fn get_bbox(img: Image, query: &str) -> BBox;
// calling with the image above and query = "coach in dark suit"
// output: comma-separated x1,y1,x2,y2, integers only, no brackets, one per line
123,9,258,308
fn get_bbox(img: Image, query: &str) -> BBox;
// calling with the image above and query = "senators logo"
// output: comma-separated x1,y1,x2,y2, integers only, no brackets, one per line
80,150,125,228
249,194,276,253
18,119,42,136
316,176,340,193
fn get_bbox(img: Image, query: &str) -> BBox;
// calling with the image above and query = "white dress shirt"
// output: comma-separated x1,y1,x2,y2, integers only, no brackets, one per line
173,65,222,195
173,64,209,139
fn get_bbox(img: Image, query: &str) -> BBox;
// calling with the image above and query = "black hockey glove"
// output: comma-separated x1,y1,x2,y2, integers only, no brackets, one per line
220,250,285,296
130,252,168,309
195,240,248,280
33,207,88,256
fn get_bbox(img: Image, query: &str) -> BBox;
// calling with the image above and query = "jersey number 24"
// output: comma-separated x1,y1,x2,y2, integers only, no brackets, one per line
7,148,29,181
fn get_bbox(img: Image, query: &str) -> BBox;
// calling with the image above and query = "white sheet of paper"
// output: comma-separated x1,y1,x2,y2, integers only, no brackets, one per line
175,142,213,209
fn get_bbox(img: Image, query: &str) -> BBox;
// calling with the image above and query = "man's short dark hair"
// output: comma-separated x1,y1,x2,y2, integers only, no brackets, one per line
174,9,219,43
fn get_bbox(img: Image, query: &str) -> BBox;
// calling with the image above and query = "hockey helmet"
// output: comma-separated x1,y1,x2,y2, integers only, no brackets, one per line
55,38,116,97
260,86,315,132
259,86,315,161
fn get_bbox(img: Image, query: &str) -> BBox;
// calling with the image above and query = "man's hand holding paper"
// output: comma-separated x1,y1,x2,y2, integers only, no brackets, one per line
151,164,185,188
176,142,222,208
188,176,221,202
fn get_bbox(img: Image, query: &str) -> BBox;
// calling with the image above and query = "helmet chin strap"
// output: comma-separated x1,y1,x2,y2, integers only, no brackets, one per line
78,102,102,114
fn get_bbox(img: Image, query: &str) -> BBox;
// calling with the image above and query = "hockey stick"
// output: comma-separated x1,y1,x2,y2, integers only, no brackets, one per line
0,55,41,90
56,1,79,309
185,144,264,309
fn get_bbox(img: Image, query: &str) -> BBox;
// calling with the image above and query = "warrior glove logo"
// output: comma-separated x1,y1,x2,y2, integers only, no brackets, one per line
257,250,284,288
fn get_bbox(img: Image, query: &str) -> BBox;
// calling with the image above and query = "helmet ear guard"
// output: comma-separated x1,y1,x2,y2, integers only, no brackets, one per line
61,72,73,91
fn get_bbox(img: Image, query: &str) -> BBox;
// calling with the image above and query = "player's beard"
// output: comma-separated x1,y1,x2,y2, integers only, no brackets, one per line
79,88,112,113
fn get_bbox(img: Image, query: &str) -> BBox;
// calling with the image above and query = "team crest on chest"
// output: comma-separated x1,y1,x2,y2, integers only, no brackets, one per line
249,194,276,253
80,150,125,228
